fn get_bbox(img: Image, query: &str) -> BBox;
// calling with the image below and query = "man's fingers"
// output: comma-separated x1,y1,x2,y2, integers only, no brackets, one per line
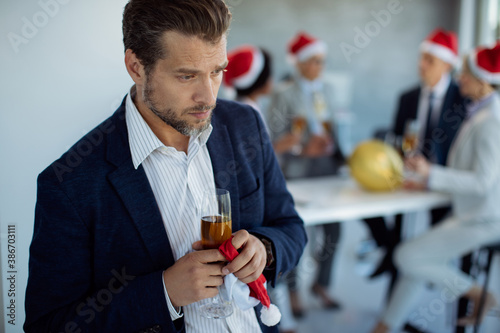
204,287,220,299
232,257,264,283
231,230,250,250
225,246,253,273
192,240,203,251
403,180,424,191
204,275,224,288
225,233,266,279
192,248,226,264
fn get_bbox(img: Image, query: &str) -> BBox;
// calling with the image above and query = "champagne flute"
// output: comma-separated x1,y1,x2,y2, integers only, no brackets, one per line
402,119,421,182
199,188,233,319
402,119,420,157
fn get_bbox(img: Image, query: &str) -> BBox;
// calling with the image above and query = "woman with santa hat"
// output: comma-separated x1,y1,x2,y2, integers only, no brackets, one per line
372,41,500,333
223,44,273,126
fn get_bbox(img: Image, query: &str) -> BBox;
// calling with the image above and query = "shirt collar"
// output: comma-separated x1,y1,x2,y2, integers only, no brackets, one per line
297,76,323,93
466,92,498,120
125,85,213,169
422,72,451,99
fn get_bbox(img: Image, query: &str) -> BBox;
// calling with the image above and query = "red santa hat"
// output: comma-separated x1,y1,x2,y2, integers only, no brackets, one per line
468,41,500,85
219,237,281,327
420,28,459,67
288,31,327,63
223,45,265,90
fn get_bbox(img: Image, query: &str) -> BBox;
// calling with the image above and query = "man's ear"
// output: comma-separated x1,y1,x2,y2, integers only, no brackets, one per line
125,49,146,85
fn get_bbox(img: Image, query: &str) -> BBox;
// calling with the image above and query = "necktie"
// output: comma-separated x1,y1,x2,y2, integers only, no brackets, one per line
312,91,327,117
311,90,327,135
423,92,435,160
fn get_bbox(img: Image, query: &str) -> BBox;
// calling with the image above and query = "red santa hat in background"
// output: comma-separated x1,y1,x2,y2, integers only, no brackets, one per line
223,45,265,90
288,31,327,63
468,41,500,85
420,28,459,67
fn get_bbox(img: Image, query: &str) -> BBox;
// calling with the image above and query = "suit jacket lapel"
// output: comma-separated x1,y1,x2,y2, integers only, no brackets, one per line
436,82,456,164
106,104,175,270
410,87,421,119
207,115,241,231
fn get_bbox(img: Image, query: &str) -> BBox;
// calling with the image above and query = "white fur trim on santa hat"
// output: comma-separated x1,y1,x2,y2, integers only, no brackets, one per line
420,40,459,67
222,273,282,326
223,273,260,311
468,51,500,85
260,304,281,327
232,48,265,90
295,40,327,63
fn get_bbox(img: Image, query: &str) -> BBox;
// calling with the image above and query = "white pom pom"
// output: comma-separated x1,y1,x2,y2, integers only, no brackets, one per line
260,303,281,327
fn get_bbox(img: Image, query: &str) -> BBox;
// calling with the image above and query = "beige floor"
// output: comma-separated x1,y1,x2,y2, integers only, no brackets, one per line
271,217,500,333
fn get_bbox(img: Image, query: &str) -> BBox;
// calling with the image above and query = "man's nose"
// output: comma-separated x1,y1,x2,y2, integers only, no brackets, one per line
193,77,217,106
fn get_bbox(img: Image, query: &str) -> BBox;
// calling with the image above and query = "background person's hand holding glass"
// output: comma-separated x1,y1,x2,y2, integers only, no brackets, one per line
402,119,423,183
199,188,234,319
402,119,420,157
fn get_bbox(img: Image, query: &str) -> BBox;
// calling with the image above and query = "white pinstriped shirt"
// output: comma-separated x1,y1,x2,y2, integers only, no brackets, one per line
125,88,261,333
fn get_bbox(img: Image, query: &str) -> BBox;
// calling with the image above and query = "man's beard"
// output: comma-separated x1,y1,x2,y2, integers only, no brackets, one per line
143,77,215,137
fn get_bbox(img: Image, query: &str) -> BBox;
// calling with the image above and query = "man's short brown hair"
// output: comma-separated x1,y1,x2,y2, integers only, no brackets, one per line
122,0,232,74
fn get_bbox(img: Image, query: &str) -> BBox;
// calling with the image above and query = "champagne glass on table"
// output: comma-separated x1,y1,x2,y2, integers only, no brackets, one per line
199,188,233,319
402,119,420,157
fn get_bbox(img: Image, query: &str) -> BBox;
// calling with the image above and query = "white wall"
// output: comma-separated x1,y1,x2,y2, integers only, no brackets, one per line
0,1,132,332
0,0,459,332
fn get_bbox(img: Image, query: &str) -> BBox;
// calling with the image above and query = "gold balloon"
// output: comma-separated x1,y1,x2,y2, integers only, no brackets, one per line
348,140,403,192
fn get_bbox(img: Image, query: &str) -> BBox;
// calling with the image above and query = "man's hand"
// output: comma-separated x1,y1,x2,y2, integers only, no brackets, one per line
273,133,301,154
404,155,431,178
222,230,267,284
163,249,226,307
403,179,427,191
302,134,333,157
403,155,431,191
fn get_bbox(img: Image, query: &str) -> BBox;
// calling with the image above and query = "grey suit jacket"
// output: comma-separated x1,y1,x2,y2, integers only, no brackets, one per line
429,93,500,224
267,78,344,179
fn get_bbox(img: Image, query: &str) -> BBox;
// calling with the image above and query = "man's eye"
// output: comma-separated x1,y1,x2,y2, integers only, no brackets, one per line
213,69,227,75
179,75,195,81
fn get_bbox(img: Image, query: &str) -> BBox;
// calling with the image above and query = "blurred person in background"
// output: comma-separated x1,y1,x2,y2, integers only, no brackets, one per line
364,28,467,281
223,45,273,125
267,31,344,321
372,41,500,333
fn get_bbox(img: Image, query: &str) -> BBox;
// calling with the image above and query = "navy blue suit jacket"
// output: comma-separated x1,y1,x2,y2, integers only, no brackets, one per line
24,98,306,333
392,81,467,165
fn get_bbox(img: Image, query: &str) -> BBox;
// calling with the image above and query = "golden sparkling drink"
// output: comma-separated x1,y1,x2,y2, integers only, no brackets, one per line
201,215,232,249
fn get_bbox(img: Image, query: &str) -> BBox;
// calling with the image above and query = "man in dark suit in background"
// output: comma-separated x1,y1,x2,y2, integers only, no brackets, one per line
365,28,467,279
393,28,466,165
24,1,306,332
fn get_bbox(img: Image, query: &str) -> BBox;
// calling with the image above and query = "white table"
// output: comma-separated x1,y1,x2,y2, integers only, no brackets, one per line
286,176,452,226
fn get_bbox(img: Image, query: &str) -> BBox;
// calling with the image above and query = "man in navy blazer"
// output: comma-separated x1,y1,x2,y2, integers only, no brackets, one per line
24,1,306,332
